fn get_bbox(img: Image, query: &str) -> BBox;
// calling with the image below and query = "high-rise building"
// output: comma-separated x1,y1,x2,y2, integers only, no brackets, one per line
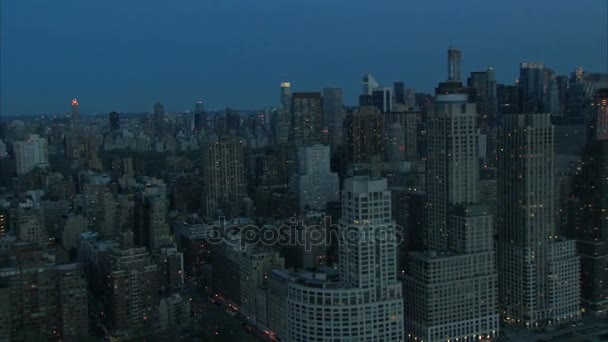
267,270,291,340
0,209,7,238
372,87,393,113
385,121,405,162
555,75,569,117
56,263,90,339
404,81,499,340
569,141,608,314
404,88,416,109
394,82,406,105
497,83,520,116
14,134,49,175
158,245,185,294
519,61,545,114
239,248,284,323
436,47,468,97
104,246,160,334
498,113,580,327
153,102,165,138
322,87,344,151
291,92,323,147
203,137,247,217
225,107,241,133
291,144,340,212
285,177,404,341
274,82,292,145
425,100,478,250
468,68,498,125
344,106,385,165
405,205,499,342
388,110,421,161
566,89,608,314
280,81,292,110
71,98,80,131
362,73,379,95
544,74,560,116
133,179,172,250
447,47,462,82
15,205,48,247
193,101,206,132
0,251,89,341
589,88,608,141
109,111,120,132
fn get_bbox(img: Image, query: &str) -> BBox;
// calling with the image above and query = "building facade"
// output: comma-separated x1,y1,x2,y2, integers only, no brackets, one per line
285,177,404,341
498,113,580,327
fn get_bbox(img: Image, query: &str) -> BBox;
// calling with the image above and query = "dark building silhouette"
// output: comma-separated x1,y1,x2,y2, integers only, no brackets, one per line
519,61,545,114
291,92,323,147
344,106,384,165
566,89,608,314
394,82,405,105
109,111,120,132
497,83,520,116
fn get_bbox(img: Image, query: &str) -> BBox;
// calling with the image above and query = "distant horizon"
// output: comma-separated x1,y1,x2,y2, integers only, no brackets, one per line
2,0,607,115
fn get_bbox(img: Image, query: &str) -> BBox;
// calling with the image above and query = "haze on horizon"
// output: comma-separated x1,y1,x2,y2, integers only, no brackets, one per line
1,0,607,115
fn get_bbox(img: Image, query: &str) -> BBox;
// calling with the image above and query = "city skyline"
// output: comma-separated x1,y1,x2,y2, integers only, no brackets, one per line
1,2,608,341
1,0,607,115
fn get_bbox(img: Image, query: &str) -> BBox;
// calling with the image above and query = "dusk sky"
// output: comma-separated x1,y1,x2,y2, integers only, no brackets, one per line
1,0,607,115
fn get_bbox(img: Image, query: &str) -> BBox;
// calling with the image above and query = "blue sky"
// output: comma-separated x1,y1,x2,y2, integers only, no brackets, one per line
1,0,607,115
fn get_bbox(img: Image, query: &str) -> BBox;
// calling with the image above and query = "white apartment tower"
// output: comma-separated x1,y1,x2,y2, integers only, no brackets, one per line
292,144,340,212
14,134,49,175
286,177,404,341
497,113,580,327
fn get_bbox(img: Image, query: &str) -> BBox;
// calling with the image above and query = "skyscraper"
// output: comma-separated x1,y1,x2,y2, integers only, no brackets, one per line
291,144,340,212
362,73,379,95
203,136,247,217
345,106,385,165
519,61,545,114
394,82,406,105
322,87,344,151
193,101,206,132
447,47,462,82
153,102,165,138
566,89,608,314
468,68,498,125
71,98,80,131
404,93,499,341
285,177,404,341
425,100,478,250
498,113,580,327
109,111,120,132
291,92,323,147
497,83,520,116
404,49,499,340
280,81,291,110
385,121,405,162
274,82,292,144
338,177,401,294
589,88,608,141
372,87,393,113
436,47,468,96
